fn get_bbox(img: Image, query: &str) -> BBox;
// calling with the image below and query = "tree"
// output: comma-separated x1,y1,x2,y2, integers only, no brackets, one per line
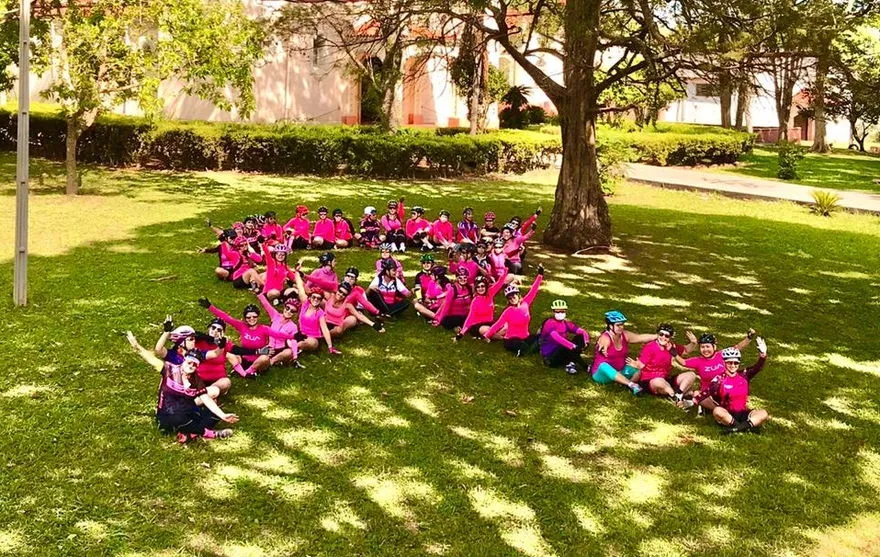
450,21,490,133
275,0,449,132
447,0,690,250
825,26,880,151
33,0,264,195
598,70,683,128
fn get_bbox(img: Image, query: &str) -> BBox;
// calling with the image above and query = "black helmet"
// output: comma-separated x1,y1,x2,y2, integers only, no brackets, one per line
338,282,353,295
439,210,450,217
318,252,335,266
698,333,716,345
387,200,398,209
332,208,343,216
463,207,473,215
381,258,398,271
183,350,204,363
208,317,226,330
243,304,260,317
264,210,276,219
510,215,522,224
657,323,675,337
431,265,447,277
345,266,360,278
244,216,257,224
317,206,329,213
222,228,236,241
412,206,424,214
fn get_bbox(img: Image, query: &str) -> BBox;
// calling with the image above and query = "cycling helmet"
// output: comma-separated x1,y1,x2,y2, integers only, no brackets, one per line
264,210,276,219
243,304,260,317
510,215,522,225
431,265,448,277
208,318,226,330
380,259,398,273
604,310,627,325
412,206,425,214
232,221,244,230
233,236,248,248
183,350,203,364
502,224,517,233
698,333,717,345
317,206,329,214
283,298,300,311
332,208,343,216
318,252,335,266
244,216,257,225
456,267,470,278
551,300,568,311
493,239,505,247
463,207,474,215
476,239,489,248
255,215,267,226
272,244,290,255
474,276,489,286
657,323,676,337
338,282,353,295
308,287,324,298
379,242,393,251
439,210,450,217
484,211,496,220
222,228,236,241
504,284,520,297
169,326,196,343
721,347,742,362
387,200,398,209
296,205,309,216
420,253,435,264
364,206,377,215
345,266,360,278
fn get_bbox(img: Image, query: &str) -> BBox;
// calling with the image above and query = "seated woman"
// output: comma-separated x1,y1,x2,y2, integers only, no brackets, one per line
323,283,386,337
590,310,657,395
126,331,238,443
691,339,769,434
413,258,448,322
625,323,697,400
674,329,755,413
290,271,340,355
483,265,543,356
537,300,590,375
433,267,474,331
367,258,412,317
457,270,508,340
256,293,303,368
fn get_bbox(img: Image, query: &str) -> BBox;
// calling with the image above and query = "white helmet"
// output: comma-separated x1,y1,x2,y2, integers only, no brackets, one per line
169,326,196,343
364,206,377,215
721,347,741,361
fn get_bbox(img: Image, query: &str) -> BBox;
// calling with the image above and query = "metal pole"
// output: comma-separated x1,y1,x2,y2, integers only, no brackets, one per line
13,0,30,306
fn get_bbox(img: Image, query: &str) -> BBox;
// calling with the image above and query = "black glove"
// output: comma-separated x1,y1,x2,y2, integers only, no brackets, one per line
530,222,537,231
535,208,542,216
163,317,174,332
454,333,464,341
216,337,227,349
747,328,756,340
372,321,385,332
668,346,679,357
536,263,545,276
198,297,211,309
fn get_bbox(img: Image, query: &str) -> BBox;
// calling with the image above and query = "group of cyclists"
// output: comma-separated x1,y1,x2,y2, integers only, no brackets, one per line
126,200,770,444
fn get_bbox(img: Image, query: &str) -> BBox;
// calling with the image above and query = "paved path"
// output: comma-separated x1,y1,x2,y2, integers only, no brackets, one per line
625,163,880,215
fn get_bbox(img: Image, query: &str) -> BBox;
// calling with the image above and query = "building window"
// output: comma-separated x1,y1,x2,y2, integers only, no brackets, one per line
695,83,717,98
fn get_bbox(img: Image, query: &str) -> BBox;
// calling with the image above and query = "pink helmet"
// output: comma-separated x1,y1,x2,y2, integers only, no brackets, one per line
484,211,496,221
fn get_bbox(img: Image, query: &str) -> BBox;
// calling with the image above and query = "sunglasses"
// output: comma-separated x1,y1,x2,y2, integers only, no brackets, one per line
310,295,323,301
282,306,295,312
725,360,741,365
245,314,259,320
658,332,672,338
553,310,567,314
208,325,224,332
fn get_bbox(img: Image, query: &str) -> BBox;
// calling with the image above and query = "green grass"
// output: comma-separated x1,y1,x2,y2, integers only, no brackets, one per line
717,146,880,194
2,154,880,556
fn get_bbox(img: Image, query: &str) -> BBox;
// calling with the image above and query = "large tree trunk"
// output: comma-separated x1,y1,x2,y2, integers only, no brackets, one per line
811,55,829,152
734,79,749,130
543,0,611,250
65,118,81,195
718,71,733,128
468,27,489,135
773,57,800,142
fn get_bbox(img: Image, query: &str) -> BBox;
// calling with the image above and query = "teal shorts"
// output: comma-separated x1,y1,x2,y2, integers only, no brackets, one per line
592,363,637,384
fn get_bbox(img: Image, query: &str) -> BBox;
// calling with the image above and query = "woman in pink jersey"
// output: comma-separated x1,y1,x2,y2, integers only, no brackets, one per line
381,199,407,251
260,242,297,301
413,257,448,321
332,208,356,248
449,245,481,284
291,272,339,354
200,299,297,376
692,340,768,434
457,270,508,340
323,283,386,337
310,206,336,249
283,205,311,250
625,323,697,399
261,211,283,242
433,267,474,331
256,293,303,368
303,252,339,294
341,267,382,317
199,229,238,281
501,224,535,275
405,206,434,251
591,311,656,395
488,239,510,280
431,210,455,250
367,258,412,317
673,330,755,411
483,265,543,356
230,236,264,292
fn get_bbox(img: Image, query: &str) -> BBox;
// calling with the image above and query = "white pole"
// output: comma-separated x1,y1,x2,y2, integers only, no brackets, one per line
13,0,30,307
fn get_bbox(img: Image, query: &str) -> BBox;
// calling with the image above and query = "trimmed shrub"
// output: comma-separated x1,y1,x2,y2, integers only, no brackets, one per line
777,141,806,180
0,108,561,178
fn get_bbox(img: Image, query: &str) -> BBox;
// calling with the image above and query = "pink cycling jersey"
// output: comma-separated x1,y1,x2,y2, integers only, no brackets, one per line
435,283,474,323
637,341,686,381
323,299,350,326
283,216,311,241
381,214,403,232
484,274,542,340
461,271,507,333
257,295,300,355
694,356,766,411
262,244,296,293
368,275,410,305
305,267,338,292
334,218,354,241
209,305,295,361
488,251,508,278
684,352,726,384
298,306,326,338
450,260,480,283
503,229,534,263
219,242,237,268
405,217,431,238
261,223,283,241
195,338,229,382
312,218,336,242
345,285,379,315
591,331,629,374
431,219,454,243
231,251,261,281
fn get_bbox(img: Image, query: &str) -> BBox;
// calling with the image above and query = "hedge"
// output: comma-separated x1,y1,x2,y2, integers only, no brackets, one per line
0,109,562,178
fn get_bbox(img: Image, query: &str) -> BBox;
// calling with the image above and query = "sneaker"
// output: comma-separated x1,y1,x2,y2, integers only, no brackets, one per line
214,429,234,439
678,399,695,411
399,244,406,252
291,359,305,369
629,384,643,396
565,362,578,375
721,421,751,435
390,244,397,252
177,432,189,444
696,406,705,417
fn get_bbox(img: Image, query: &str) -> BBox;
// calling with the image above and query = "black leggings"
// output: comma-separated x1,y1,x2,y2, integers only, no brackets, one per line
156,406,218,435
543,335,587,368
386,229,406,246
366,290,410,316
503,335,538,356
505,260,523,274
439,315,466,330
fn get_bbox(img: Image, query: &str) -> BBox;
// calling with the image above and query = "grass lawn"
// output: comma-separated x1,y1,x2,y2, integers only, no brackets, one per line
716,145,880,194
2,153,880,556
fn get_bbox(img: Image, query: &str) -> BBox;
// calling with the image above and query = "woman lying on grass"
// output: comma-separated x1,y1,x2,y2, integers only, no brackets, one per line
625,323,697,401
590,311,655,395
127,331,239,443
690,338,769,434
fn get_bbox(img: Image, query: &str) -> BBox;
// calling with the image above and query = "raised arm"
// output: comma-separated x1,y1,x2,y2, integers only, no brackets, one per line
483,309,510,340
127,332,164,371
734,329,756,351
522,271,544,306
624,331,657,344
293,268,308,303
204,302,246,331
305,270,338,292
744,337,768,381
488,270,509,297
257,293,281,320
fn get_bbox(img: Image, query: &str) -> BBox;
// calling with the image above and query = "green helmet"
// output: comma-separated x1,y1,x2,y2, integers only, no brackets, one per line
420,253,435,264
551,299,568,311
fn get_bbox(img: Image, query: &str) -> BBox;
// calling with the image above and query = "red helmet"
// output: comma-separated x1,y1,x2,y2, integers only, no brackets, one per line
296,205,309,216
484,211,496,221
233,236,248,248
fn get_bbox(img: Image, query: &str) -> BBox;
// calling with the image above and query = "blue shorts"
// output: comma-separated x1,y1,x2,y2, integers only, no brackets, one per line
592,363,637,384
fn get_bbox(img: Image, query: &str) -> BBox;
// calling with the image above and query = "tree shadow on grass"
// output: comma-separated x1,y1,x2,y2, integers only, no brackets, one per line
0,181,878,555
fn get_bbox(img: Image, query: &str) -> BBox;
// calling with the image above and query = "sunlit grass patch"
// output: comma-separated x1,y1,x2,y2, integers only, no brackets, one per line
468,487,557,557
352,467,440,529
276,427,351,466
320,500,367,533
